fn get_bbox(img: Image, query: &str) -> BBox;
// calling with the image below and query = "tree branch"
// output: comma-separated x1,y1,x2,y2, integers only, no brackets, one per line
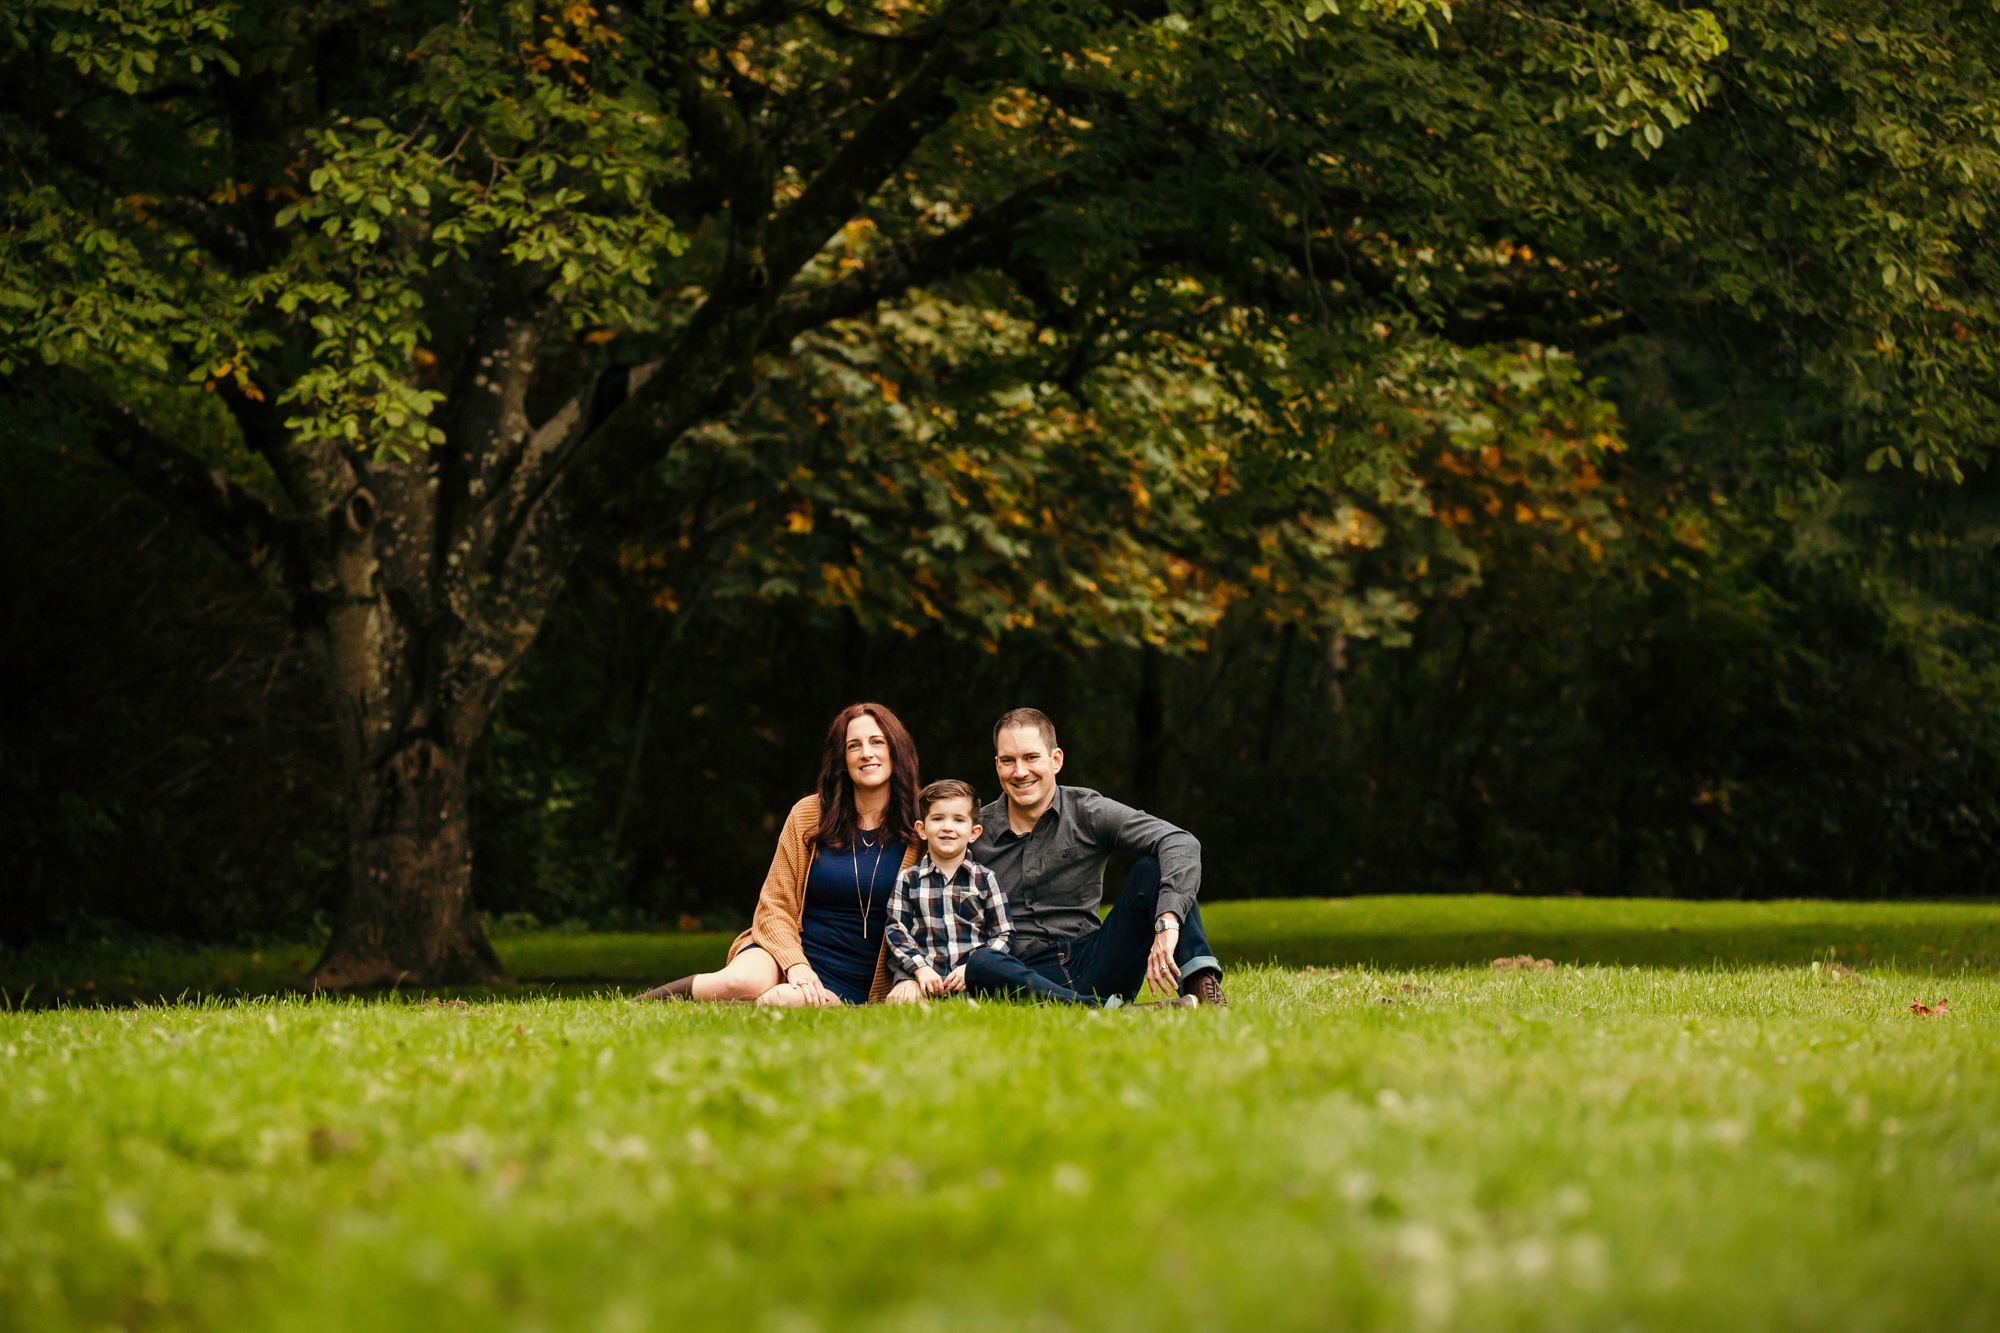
764,0,993,275
761,177,1055,349
567,1,1001,510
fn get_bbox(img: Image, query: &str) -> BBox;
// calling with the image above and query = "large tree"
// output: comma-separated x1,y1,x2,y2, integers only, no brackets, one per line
5,0,1985,981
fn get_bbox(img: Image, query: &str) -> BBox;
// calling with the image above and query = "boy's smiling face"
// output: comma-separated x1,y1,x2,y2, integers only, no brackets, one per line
917,796,982,865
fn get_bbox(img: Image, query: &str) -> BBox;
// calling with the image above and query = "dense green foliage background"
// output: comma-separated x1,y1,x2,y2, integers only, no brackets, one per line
8,328,2000,945
5,0,2000,946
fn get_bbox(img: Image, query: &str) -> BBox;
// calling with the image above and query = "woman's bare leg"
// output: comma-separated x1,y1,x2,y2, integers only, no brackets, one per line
640,949,781,1002
694,949,783,1001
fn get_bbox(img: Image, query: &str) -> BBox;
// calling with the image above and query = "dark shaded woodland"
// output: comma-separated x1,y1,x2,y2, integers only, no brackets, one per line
6,1,2000,955
9,333,1998,947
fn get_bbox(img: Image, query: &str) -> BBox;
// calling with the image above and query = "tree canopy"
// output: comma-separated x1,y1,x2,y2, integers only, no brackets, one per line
4,0,1998,974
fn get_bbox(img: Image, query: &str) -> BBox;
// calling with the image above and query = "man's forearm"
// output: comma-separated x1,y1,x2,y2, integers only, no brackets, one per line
1097,795,1202,916
1154,825,1201,878
1152,827,1201,921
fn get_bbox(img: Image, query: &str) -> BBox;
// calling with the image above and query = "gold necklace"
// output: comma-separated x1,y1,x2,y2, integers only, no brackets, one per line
851,825,886,938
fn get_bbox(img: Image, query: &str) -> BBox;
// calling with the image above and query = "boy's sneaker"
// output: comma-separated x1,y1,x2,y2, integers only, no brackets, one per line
1182,972,1227,1008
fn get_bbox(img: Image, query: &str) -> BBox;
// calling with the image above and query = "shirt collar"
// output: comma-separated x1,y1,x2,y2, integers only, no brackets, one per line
916,852,974,881
992,788,1064,844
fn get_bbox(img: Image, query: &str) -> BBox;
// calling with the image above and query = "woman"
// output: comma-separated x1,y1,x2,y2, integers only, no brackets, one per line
641,702,921,1006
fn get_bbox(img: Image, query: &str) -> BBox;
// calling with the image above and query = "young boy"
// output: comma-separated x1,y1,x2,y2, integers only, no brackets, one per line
884,779,1012,1003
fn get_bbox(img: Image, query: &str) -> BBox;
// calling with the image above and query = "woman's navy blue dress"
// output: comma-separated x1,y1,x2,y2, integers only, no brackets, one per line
794,835,902,1004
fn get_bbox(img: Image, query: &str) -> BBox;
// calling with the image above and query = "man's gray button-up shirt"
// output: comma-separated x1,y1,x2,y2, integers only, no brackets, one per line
971,786,1201,956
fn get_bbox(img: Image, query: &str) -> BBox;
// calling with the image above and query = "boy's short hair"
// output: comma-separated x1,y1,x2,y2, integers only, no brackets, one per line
919,778,981,821
992,707,1057,753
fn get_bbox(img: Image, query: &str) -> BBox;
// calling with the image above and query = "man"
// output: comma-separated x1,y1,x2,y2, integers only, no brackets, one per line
962,707,1227,1007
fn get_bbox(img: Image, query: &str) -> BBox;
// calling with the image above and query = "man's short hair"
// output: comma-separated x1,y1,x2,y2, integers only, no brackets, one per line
992,707,1058,754
919,778,981,820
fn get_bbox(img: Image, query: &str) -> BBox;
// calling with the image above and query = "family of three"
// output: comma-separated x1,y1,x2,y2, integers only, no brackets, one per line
640,703,1227,1009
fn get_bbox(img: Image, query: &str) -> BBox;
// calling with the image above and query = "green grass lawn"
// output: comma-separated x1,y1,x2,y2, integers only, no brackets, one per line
6,896,1997,1005
3,963,1994,1331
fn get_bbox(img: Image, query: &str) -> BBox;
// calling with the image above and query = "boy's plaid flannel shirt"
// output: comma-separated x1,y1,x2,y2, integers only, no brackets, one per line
884,854,1012,981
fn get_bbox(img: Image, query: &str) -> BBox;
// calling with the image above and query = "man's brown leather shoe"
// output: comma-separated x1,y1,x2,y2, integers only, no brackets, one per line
1183,971,1227,1008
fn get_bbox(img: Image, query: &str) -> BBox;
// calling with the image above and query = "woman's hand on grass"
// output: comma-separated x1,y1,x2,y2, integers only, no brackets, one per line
787,964,839,1007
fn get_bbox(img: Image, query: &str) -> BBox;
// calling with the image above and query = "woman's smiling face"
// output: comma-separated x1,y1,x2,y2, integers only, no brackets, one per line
845,714,893,793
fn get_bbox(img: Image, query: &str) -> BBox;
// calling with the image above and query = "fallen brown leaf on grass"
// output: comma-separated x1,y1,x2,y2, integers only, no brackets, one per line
422,998,469,1010
1303,966,1345,977
1910,997,1951,1017
1493,955,1555,971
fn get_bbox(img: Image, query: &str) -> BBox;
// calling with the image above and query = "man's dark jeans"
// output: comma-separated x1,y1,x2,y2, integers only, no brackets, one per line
962,857,1222,1005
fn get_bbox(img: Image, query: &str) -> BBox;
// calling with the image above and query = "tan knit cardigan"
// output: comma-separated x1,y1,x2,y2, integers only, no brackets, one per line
726,795,919,1004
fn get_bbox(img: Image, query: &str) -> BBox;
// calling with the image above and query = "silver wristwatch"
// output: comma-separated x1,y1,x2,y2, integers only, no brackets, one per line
1154,914,1178,933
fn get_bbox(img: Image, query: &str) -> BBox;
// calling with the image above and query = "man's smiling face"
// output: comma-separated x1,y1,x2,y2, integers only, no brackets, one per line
994,723,1064,820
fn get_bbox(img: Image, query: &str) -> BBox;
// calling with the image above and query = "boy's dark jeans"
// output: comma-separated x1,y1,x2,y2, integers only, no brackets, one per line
962,857,1223,1006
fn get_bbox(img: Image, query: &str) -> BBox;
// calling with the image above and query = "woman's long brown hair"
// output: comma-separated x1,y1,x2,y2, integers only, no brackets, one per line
814,702,921,852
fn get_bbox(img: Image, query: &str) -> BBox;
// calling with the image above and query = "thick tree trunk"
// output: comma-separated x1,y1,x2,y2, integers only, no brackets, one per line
299,419,535,990
312,736,503,987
